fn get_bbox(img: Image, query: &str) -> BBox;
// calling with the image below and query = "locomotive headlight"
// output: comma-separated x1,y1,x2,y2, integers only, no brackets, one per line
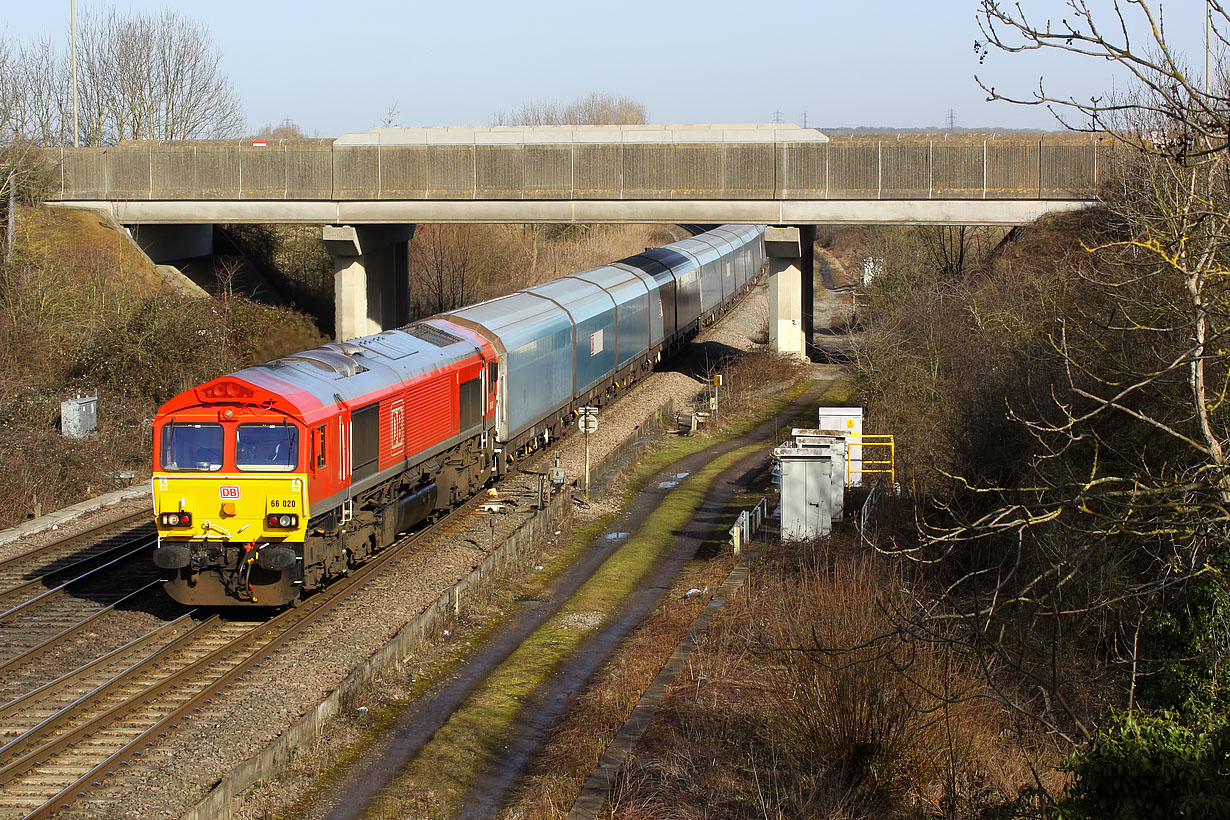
160,512,192,527
265,513,299,529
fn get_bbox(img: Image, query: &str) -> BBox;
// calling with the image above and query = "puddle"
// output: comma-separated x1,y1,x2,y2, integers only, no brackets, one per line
604,531,631,541
658,480,679,489
675,472,691,479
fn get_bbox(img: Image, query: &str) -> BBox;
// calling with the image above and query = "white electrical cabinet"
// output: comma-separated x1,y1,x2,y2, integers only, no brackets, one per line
775,447,833,540
790,429,847,521
817,407,864,485
61,396,98,439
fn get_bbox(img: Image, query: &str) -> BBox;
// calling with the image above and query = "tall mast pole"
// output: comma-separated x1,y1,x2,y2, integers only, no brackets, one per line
1207,0,1213,97
71,0,79,147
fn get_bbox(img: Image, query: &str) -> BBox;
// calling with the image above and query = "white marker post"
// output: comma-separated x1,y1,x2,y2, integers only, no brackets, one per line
578,407,599,500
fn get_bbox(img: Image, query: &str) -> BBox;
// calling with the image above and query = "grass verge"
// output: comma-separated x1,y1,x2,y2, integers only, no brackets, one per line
252,377,834,820
361,439,769,818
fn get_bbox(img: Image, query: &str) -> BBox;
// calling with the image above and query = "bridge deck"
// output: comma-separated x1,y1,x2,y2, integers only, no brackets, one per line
42,126,1105,225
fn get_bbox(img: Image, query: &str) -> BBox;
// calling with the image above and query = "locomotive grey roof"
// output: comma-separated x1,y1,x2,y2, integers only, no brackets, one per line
237,323,482,411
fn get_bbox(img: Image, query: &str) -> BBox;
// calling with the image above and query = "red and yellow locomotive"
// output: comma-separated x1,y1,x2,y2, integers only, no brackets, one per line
152,321,498,606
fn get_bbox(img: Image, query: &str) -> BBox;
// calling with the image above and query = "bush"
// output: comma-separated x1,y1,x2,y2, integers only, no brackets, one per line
1059,709,1230,820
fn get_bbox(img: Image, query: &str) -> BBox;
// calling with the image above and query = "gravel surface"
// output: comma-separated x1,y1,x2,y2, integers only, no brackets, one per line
30,272,851,820
0,496,151,565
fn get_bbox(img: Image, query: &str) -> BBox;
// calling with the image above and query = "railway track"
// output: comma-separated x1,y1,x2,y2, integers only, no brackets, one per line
0,513,153,608
0,494,485,820
0,546,163,666
0,513,174,701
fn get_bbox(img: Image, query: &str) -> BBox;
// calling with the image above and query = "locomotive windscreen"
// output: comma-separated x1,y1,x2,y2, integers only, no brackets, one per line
160,423,223,472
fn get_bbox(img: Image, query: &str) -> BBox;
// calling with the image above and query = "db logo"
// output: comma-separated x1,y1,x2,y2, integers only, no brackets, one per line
219,485,241,500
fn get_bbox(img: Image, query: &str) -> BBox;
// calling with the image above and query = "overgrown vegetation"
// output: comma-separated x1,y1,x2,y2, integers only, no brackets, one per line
759,3,1230,816
0,206,323,527
608,536,1046,820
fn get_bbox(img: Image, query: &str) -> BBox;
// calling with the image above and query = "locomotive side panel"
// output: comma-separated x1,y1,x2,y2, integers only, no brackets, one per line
403,372,458,462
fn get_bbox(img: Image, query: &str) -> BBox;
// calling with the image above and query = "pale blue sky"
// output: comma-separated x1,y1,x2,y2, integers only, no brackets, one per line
2,1,1216,136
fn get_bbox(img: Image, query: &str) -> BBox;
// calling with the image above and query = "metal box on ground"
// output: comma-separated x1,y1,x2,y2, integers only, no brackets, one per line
61,396,98,438
790,428,846,521
818,407,864,485
775,446,832,540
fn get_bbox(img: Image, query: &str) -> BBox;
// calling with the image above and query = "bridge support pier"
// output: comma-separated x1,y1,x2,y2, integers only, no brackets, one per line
766,225,815,360
324,224,414,341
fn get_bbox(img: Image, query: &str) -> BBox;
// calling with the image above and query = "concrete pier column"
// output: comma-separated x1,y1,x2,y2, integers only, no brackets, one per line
324,224,414,341
766,225,815,360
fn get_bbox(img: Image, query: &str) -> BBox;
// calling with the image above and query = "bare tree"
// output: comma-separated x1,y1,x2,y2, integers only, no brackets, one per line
70,8,243,144
491,91,647,126
408,225,479,317
848,1,1230,752
379,101,401,129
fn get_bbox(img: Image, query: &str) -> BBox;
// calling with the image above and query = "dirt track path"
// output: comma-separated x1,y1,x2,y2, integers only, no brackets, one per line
306,382,829,820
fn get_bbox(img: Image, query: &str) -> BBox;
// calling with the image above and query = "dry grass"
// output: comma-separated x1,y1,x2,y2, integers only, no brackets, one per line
604,535,1051,820
714,350,807,418
500,556,736,820
0,206,326,528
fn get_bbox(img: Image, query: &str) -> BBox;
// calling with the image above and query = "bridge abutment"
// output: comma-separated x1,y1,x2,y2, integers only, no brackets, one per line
128,224,214,261
766,225,815,360
324,224,414,341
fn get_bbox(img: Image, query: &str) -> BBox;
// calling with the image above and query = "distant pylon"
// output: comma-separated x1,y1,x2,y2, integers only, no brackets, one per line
946,108,956,131
772,110,784,124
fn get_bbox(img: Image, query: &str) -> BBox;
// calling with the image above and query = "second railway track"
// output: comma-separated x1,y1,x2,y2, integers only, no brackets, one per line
0,490,489,820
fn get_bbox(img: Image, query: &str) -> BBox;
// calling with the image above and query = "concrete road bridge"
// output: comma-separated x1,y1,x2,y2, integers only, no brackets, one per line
42,124,1103,348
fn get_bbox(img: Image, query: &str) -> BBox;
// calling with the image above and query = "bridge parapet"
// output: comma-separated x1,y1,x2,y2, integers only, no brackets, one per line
42,129,1104,205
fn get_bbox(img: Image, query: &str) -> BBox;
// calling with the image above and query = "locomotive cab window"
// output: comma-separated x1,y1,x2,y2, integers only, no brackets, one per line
160,423,224,472
236,423,300,472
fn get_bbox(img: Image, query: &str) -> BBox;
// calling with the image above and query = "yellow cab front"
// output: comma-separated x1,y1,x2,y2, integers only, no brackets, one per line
152,410,308,605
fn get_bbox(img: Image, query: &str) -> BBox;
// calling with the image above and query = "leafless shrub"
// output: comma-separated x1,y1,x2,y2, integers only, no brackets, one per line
0,9,242,147
491,92,647,127
608,540,1044,819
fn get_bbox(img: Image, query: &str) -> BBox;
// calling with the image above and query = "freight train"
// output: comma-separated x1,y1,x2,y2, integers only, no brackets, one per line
151,225,767,606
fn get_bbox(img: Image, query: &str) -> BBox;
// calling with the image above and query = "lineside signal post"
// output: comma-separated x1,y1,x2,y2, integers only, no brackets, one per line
578,406,599,500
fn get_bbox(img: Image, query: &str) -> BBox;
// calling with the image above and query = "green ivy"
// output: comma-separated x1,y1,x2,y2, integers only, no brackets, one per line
1059,709,1230,820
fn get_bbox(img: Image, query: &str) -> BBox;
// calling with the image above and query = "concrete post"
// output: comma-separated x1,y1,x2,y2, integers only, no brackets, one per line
324,224,414,341
766,225,816,360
